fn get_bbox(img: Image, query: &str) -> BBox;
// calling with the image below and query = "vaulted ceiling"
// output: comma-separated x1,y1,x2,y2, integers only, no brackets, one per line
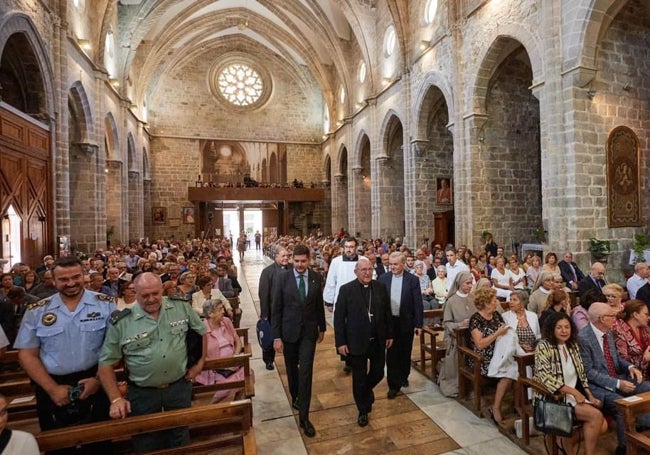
106,0,403,113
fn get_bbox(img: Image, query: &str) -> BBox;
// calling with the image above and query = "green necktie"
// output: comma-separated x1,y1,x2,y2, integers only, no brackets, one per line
298,274,306,301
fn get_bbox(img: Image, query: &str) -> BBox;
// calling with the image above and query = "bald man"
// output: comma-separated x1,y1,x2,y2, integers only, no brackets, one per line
577,262,606,298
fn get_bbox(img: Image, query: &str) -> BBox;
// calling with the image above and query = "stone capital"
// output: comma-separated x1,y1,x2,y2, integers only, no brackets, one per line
74,142,99,154
561,66,597,88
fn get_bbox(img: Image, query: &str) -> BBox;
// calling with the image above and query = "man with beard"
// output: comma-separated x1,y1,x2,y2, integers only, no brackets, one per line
14,257,115,453
323,237,360,372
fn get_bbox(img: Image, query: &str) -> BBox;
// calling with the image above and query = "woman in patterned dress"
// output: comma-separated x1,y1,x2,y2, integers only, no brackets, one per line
501,290,540,353
613,299,650,379
469,288,511,423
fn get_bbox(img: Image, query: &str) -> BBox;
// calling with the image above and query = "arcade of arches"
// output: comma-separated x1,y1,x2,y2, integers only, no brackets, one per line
0,0,649,278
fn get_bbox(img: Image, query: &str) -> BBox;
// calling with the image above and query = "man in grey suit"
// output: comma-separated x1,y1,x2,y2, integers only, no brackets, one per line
272,245,326,438
258,247,290,370
578,302,650,455
379,252,423,399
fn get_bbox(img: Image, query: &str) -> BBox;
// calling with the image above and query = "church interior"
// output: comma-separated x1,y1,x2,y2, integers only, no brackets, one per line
0,0,648,453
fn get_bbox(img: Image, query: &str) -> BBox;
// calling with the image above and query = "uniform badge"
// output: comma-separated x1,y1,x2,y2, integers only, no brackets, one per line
87,312,100,318
42,312,57,326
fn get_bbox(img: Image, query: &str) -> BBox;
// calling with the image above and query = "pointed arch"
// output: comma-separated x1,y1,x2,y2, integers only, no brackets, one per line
127,133,137,172
379,110,404,157
68,81,94,144
337,144,348,176
467,25,544,114
104,113,120,161
0,13,54,116
414,73,454,140
142,147,151,181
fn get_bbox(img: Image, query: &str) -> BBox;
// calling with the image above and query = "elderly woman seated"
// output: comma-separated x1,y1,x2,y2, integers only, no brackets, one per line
469,288,511,423
195,299,248,402
191,276,231,317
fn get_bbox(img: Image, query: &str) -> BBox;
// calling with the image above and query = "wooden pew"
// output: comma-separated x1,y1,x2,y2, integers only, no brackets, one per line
193,353,255,401
36,399,257,454
412,309,445,380
236,327,251,355
455,326,484,414
228,297,242,328
0,350,23,381
616,390,650,455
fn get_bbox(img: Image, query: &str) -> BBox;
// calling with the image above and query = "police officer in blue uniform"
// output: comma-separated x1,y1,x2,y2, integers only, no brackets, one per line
15,256,115,453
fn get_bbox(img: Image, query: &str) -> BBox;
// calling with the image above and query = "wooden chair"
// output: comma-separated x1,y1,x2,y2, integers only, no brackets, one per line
616,390,650,455
455,327,484,413
228,297,242,328
412,309,445,380
36,400,257,454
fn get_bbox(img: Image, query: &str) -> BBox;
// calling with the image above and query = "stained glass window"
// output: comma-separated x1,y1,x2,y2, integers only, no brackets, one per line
217,63,264,107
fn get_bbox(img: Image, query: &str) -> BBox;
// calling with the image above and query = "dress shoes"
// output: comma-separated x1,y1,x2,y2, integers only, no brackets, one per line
387,389,399,399
292,397,300,411
300,419,316,437
357,413,369,427
265,361,275,371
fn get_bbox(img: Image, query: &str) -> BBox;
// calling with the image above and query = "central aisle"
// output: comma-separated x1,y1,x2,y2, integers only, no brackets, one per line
236,249,527,455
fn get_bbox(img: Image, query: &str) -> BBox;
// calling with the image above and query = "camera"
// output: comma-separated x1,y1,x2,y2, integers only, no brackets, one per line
68,384,84,401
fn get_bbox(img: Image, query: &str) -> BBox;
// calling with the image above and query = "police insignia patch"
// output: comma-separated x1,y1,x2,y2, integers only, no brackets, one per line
26,298,50,311
97,294,117,303
42,312,57,326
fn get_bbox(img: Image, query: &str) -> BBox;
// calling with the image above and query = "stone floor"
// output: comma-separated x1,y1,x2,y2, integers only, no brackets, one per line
238,249,528,455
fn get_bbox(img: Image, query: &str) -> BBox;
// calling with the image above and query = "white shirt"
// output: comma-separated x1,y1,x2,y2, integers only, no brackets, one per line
323,256,358,310
445,260,469,292
627,274,647,299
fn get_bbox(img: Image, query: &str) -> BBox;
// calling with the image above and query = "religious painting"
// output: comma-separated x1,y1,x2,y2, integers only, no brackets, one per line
182,207,195,224
152,207,166,224
436,177,453,204
607,126,641,227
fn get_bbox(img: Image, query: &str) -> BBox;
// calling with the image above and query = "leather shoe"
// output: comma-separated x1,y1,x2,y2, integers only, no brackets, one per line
343,365,352,374
357,413,369,427
300,419,316,437
402,379,409,388
387,389,399,399
615,446,626,455
265,361,275,371
292,397,300,411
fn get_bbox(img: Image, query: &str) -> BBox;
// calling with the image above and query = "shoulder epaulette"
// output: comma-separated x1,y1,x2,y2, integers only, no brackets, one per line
26,297,50,311
110,308,131,325
97,294,117,303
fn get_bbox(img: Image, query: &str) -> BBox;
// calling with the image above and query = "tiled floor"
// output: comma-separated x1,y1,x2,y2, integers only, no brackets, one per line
237,249,528,455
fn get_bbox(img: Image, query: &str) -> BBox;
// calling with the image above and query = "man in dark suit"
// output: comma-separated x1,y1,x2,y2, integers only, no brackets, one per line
578,262,606,298
379,252,423,399
335,257,393,427
579,302,650,455
210,265,235,298
272,245,326,438
258,247,290,370
558,252,585,291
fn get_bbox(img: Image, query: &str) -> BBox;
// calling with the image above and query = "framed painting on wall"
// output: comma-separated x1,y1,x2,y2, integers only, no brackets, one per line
436,177,452,204
182,207,195,224
152,207,166,224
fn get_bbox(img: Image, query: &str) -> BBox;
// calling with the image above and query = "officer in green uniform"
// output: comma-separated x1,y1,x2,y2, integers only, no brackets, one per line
98,272,206,453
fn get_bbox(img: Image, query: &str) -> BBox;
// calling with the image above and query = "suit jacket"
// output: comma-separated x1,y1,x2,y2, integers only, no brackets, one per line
258,262,288,319
378,271,423,333
578,275,605,297
559,261,585,287
374,263,387,277
214,277,235,298
578,324,632,393
272,269,326,343
636,283,650,309
334,279,393,355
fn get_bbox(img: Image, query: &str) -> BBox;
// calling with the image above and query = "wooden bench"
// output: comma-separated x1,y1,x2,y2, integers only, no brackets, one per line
193,353,255,402
36,399,257,454
228,297,242,328
0,350,23,381
412,309,445,380
616,391,650,455
455,326,484,414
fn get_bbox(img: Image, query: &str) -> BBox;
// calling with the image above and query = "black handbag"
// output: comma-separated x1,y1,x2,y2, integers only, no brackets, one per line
533,397,575,437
